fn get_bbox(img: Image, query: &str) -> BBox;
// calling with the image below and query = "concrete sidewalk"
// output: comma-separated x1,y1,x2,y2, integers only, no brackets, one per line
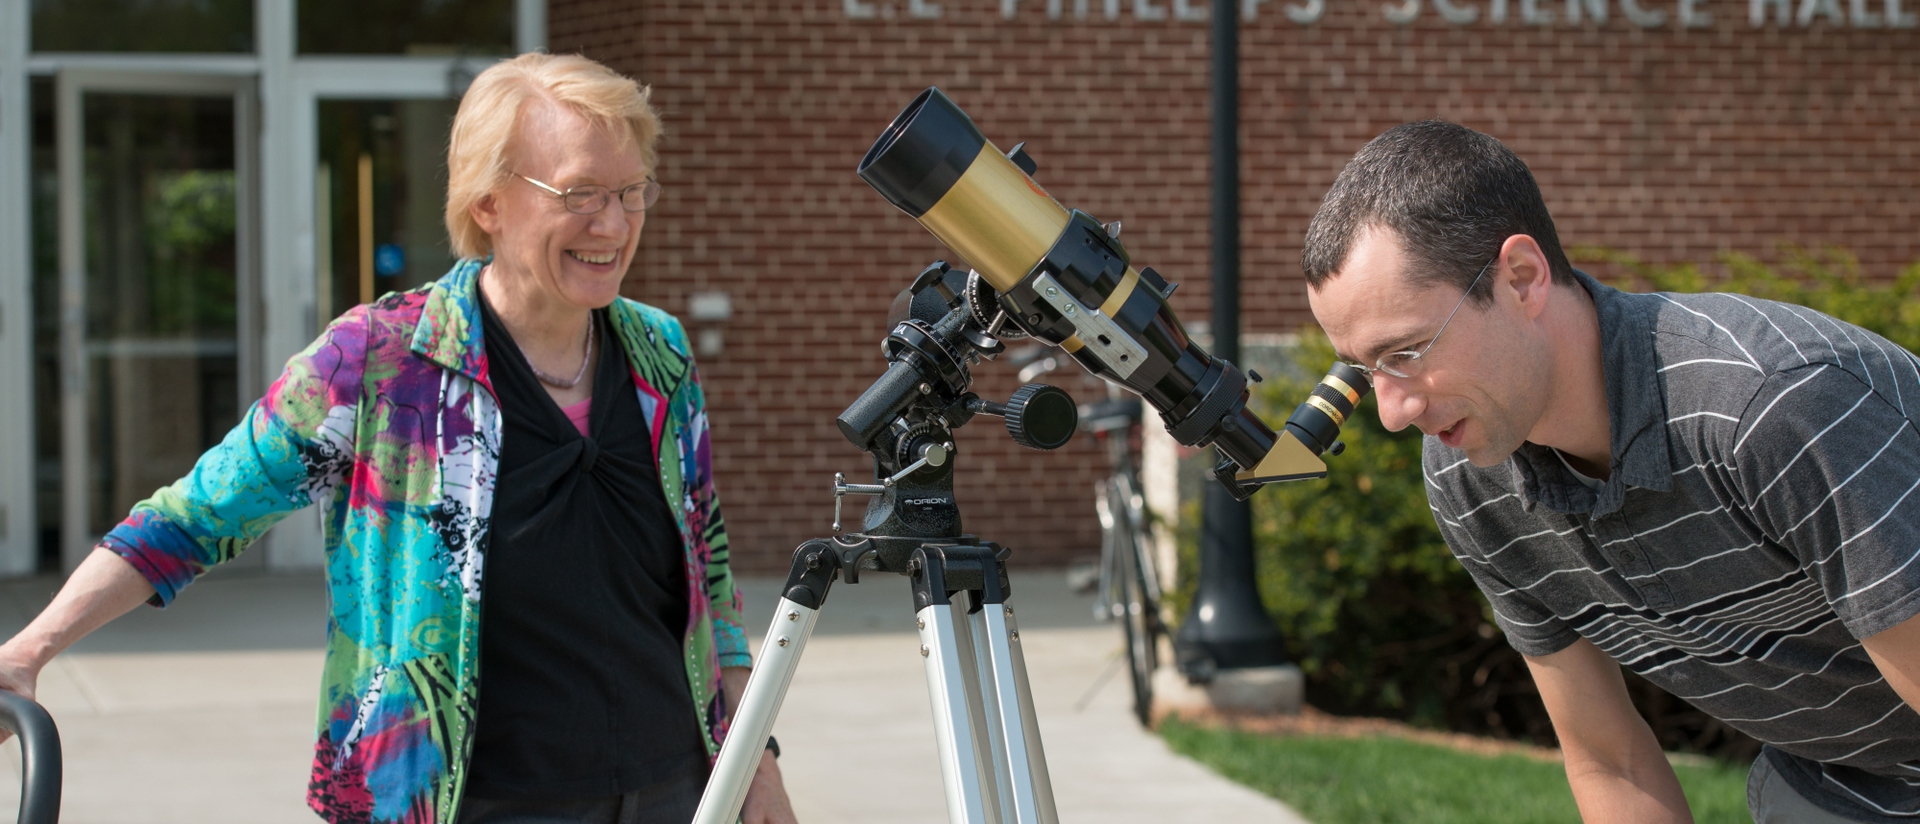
0,567,1308,823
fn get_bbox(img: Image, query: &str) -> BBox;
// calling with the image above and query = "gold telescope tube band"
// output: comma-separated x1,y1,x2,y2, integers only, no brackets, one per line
1306,395,1347,427
1099,267,1140,318
917,141,1071,293
1322,374,1361,406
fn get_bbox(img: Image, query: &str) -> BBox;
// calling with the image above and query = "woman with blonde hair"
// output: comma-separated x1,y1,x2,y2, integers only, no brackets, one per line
0,52,796,824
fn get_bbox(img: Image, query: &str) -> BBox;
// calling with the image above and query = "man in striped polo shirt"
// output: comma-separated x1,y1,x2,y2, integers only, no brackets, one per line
1302,121,1920,823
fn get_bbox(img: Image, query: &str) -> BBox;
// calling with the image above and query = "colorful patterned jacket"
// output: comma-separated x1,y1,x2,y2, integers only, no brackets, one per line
101,259,751,824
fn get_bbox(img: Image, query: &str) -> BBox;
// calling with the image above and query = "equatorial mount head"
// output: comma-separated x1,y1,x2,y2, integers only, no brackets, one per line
833,261,1078,560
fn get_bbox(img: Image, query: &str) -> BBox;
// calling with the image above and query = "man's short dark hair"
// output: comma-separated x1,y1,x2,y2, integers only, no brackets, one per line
1301,120,1575,304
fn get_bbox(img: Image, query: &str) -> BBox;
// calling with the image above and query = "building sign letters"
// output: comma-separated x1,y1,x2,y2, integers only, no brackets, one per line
843,0,1919,28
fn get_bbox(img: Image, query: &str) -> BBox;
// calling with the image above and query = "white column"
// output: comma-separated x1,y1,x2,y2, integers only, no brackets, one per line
1141,423,1182,598
0,0,35,575
259,0,326,570
518,0,549,53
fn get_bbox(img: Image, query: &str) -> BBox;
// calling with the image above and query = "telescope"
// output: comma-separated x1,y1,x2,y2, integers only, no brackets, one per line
694,88,1374,824
854,86,1369,499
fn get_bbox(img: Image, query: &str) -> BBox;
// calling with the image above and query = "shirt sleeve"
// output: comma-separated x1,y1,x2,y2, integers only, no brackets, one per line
684,356,751,669
1729,363,1920,639
100,307,368,607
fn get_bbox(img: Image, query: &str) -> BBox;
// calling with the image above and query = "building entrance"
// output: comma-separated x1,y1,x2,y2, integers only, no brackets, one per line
52,73,260,571
2,0,541,575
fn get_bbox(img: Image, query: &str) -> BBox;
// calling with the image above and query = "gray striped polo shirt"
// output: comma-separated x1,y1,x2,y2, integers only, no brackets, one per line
1424,271,1920,822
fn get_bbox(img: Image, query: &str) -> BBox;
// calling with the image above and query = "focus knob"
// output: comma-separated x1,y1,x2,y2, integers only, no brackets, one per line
1004,384,1077,450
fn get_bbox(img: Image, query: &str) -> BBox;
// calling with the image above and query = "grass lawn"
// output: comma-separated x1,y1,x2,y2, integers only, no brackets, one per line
1160,716,1751,824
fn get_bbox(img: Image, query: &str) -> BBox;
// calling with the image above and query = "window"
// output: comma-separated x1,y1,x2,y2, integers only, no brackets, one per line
298,0,514,56
31,0,254,53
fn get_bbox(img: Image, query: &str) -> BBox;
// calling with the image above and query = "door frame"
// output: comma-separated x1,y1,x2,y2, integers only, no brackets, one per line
9,0,541,576
55,70,261,571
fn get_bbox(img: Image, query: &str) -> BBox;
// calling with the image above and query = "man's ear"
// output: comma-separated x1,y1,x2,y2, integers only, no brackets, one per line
1499,234,1555,320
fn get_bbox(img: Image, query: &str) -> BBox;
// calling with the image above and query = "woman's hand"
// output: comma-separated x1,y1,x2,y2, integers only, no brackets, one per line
0,645,41,700
0,645,40,746
741,747,799,824
0,609,56,748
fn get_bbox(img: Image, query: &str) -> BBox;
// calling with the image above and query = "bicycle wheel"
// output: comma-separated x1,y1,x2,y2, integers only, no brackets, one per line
1110,483,1158,727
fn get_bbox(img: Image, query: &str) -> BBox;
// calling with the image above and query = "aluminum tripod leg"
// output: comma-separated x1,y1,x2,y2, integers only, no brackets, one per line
965,592,1017,824
918,595,1002,824
691,595,820,824
915,545,1061,824
694,535,1059,824
972,598,1059,824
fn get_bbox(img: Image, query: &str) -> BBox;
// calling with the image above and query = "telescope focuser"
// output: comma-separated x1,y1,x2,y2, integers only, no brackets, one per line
858,86,1371,497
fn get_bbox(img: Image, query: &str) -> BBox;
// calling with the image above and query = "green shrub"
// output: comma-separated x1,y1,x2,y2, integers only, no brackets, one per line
1573,244,1920,353
1174,246,1920,757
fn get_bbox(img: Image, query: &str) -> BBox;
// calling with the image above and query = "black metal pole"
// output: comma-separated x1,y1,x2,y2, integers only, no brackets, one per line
1174,0,1290,680
1208,0,1242,371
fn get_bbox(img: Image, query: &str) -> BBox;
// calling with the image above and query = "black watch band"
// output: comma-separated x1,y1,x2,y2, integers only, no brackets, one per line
764,734,780,759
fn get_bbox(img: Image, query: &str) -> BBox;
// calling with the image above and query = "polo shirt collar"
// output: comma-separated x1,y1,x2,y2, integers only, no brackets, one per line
1510,269,1672,517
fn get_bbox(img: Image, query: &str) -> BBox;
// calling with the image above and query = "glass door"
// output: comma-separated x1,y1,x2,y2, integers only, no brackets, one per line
56,71,259,571
314,98,459,323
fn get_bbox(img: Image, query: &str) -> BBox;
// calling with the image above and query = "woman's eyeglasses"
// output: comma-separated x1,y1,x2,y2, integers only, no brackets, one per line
517,174,661,214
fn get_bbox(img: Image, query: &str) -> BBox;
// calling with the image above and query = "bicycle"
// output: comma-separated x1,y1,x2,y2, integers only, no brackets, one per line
1015,349,1166,728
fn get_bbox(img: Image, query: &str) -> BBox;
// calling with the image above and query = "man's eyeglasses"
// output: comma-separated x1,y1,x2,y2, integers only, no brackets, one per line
1348,255,1495,381
518,174,661,214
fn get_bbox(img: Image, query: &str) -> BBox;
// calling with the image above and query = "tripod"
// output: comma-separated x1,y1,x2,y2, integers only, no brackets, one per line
694,263,1078,824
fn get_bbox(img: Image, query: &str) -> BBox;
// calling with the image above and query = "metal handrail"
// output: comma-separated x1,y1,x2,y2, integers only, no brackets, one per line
0,691,60,824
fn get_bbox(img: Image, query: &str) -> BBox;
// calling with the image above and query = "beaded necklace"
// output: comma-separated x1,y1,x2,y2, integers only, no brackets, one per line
526,310,594,389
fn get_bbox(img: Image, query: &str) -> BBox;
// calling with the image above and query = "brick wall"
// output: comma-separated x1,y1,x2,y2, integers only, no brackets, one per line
549,0,1920,572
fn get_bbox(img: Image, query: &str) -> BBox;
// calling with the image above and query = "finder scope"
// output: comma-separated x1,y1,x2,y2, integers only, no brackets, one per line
858,87,1369,497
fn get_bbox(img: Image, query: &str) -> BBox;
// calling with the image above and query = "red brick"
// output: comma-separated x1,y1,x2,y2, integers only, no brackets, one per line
551,0,1920,572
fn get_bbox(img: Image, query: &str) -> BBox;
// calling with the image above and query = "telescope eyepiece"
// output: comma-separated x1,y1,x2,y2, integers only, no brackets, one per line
1284,362,1372,456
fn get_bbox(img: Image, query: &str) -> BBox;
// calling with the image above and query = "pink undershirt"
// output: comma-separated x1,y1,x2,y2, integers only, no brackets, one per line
562,396,592,437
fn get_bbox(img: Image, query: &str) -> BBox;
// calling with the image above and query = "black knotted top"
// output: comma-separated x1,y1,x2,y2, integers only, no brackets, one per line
464,294,703,800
